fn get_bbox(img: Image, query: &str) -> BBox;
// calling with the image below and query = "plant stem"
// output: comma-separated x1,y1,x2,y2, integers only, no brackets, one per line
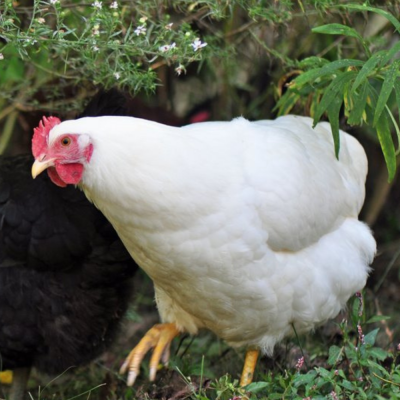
0,110,18,155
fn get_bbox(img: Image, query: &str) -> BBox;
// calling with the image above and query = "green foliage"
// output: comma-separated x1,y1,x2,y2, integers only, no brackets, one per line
0,0,211,96
0,0,392,112
276,3,400,181
6,284,397,400
175,294,400,400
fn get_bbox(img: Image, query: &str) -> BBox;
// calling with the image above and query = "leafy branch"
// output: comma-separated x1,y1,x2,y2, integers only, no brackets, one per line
276,3,400,181
0,1,211,99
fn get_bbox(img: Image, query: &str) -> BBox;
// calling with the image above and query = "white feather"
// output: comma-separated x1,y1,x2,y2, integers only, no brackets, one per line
49,114,376,354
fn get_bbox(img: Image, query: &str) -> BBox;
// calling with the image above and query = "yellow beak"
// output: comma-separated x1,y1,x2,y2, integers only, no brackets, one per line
31,159,55,179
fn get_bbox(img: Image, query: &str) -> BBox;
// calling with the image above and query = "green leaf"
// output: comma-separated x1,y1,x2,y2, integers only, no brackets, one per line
375,110,396,181
373,60,400,126
293,59,363,87
347,82,369,126
368,347,390,361
394,79,400,129
269,394,287,400
366,315,391,324
381,41,400,66
0,46,25,84
351,295,362,321
351,51,386,94
244,381,269,393
364,328,380,346
293,371,317,387
340,380,356,391
327,90,343,158
327,345,343,366
312,23,363,41
367,359,390,375
313,71,356,125
275,91,301,116
316,367,333,379
342,4,400,34
298,56,330,69
391,80,400,156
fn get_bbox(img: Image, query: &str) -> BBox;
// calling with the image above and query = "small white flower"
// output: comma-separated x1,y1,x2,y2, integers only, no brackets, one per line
191,38,207,51
92,24,100,36
165,23,173,30
114,72,121,80
49,0,59,4
93,45,100,52
37,18,45,24
159,42,176,52
175,64,185,76
110,1,118,9
134,25,146,36
92,1,102,9
0,54,4,60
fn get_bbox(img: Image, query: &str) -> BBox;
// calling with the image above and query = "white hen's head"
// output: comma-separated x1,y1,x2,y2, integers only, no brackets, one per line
31,116,94,187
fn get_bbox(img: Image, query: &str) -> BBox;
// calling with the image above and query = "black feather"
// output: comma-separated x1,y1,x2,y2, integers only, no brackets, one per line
76,89,130,119
0,90,138,388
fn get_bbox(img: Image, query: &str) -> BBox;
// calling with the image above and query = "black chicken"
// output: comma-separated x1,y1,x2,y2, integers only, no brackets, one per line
0,90,138,400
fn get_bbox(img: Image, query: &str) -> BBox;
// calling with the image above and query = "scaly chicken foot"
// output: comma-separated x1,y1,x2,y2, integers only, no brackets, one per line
0,370,13,385
120,323,180,386
240,347,260,387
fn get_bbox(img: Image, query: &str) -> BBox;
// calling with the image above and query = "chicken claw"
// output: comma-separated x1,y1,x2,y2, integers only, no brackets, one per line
240,347,260,387
0,370,13,384
120,323,180,386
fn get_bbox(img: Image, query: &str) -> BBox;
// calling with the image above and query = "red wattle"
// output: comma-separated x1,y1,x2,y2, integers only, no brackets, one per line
47,164,84,187
56,163,84,185
47,167,67,187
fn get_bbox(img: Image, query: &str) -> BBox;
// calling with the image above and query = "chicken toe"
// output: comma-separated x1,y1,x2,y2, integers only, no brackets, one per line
120,323,180,386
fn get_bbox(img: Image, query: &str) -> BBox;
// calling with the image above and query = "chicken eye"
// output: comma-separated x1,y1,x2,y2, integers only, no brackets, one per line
61,137,71,147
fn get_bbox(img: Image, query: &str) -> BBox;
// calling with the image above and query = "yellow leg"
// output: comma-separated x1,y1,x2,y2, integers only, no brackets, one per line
119,323,180,386
240,348,260,387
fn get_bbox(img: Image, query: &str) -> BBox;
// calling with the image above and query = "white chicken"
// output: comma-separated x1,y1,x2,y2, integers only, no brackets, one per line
31,115,376,387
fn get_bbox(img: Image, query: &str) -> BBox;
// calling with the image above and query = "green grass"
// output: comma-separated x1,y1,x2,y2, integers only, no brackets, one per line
4,278,399,400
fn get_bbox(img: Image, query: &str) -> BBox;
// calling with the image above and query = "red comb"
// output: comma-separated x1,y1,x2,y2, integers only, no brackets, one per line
32,116,61,158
